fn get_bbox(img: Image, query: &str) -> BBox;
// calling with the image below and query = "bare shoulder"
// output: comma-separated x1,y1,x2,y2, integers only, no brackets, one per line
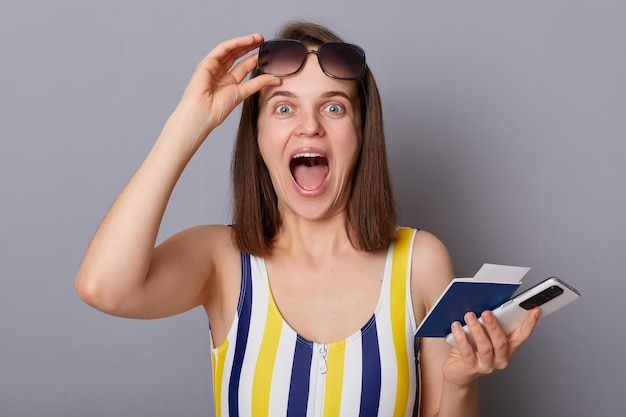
157,223,235,254
203,224,241,272
158,224,240,274
410,230,455,322
167,223,234,243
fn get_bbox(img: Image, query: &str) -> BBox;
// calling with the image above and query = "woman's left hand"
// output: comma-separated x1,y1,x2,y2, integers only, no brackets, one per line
443,308,540,387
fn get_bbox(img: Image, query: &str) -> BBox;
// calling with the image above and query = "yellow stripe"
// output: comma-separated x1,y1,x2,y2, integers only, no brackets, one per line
323,340,346,417
251,291,283,416
212,340,228,417
390,227,414,416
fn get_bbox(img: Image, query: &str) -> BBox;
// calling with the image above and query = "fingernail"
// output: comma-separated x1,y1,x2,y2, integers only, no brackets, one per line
482,311,494,324
466,312,477,324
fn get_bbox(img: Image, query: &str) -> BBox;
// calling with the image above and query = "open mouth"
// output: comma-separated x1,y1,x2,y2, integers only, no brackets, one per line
289,153,330,191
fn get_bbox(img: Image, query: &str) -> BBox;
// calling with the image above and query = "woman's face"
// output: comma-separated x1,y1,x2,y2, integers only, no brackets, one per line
257,52,362,221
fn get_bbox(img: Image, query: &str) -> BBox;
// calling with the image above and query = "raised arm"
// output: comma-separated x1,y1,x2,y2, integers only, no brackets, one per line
75,34,279,319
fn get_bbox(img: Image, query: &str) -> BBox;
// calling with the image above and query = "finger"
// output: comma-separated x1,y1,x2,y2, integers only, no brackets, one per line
229,53,261,84
464,312,494,365
450,321,478,367
201,33,264,71
481,310,509,369
508,307,540,350
237,73,281,101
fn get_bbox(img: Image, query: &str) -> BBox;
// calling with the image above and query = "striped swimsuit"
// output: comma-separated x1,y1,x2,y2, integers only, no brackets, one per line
211,227,420,416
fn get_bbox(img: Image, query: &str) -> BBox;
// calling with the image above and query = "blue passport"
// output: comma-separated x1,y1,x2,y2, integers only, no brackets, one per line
415,264,530,338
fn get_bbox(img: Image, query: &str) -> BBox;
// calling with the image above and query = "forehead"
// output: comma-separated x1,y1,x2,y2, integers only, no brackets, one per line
259,56,360,102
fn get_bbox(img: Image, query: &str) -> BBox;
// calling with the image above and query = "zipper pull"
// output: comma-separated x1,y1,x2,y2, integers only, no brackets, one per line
319,344,328,374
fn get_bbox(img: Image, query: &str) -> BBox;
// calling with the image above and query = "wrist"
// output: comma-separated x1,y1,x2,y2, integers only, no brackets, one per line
441,377,478,396
437,379,480,417
160,104,215,153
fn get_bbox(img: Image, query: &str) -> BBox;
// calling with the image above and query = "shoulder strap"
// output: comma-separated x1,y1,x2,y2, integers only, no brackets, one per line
388,227,417,415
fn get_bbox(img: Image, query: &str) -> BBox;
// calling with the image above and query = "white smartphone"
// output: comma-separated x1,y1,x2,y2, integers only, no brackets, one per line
445,277,581,347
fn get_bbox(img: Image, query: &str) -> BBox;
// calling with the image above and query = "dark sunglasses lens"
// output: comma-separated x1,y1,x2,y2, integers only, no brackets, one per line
318,43,365,79
259,41,307,76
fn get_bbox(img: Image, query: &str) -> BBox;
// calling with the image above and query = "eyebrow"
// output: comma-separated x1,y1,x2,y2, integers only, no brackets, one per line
264,90,355,105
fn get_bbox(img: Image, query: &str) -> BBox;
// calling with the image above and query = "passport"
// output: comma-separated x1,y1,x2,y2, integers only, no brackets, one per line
416,264,530,337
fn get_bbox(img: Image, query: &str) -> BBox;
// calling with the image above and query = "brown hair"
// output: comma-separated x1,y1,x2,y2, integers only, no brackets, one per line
231,21,397,256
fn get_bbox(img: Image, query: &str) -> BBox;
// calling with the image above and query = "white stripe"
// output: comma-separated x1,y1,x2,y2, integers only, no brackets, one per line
218,313,238,417
306,342,324,417
267,326,297,416
405,230,418,333
339,333,362,415
378,319,399,415
404,309,417,417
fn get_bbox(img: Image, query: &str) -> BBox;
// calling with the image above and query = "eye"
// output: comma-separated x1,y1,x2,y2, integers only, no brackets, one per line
324,103,344,114
275,104,293,114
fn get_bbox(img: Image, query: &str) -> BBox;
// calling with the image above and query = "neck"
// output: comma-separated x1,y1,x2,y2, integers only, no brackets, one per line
272,211,356,259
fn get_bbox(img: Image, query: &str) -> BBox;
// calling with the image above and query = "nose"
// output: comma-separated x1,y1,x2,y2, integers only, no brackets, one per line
293,55,327,137
295,108,324,137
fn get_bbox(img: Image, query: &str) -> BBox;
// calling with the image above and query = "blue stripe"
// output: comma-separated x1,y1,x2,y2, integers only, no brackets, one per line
286,338,313,416
359,317,381,416
228,253,253,417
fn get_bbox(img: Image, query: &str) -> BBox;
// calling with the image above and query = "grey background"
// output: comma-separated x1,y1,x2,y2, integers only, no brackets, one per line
1,0,624,416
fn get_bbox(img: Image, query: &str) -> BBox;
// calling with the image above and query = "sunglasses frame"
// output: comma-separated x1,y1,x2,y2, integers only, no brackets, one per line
257,39,366,80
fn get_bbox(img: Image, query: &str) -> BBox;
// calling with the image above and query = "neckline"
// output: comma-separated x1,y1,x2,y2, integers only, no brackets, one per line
255,247,393,348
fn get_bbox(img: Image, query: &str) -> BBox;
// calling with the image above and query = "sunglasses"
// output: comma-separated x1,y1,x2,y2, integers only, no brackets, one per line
257,39,366,80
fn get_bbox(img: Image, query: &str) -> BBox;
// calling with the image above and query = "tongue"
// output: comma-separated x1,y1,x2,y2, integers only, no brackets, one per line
292,158,329,191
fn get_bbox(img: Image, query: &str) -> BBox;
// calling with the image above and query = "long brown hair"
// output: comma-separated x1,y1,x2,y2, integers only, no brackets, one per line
231,21,397,256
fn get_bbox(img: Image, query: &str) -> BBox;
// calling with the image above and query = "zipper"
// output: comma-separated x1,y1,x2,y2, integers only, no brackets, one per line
319,343,328,374
313,343,329,416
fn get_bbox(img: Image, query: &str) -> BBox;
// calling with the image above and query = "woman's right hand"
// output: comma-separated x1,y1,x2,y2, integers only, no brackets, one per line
174,33,279,142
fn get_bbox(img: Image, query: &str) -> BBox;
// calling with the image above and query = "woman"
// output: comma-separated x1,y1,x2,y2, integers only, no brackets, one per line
75,21,539,416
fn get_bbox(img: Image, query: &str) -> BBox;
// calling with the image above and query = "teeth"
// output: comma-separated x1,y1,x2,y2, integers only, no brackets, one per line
293,153,322,159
